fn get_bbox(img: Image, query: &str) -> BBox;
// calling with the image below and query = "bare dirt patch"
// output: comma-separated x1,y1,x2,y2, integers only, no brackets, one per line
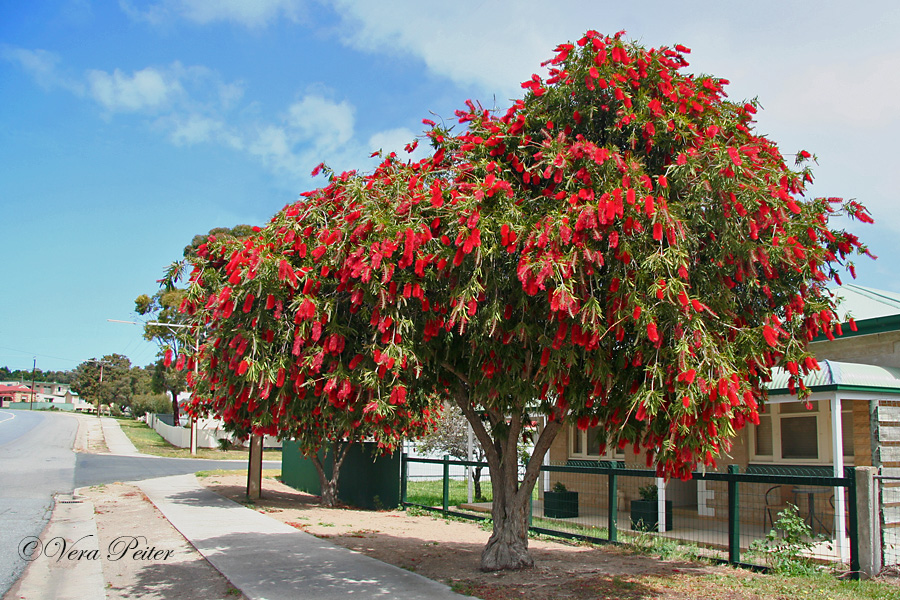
80,482,247,600
200,473,769,600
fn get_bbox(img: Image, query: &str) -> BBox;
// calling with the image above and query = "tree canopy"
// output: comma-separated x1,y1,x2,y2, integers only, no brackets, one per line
137,224,256,425
175,31,871,569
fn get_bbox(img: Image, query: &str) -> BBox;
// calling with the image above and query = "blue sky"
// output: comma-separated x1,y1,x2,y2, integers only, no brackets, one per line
2,1,899,373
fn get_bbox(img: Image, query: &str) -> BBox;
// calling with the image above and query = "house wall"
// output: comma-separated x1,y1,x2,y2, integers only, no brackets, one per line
810,331,900,369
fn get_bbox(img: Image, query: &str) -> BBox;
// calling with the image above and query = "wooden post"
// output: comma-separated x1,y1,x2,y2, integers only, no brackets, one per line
247,434,263,500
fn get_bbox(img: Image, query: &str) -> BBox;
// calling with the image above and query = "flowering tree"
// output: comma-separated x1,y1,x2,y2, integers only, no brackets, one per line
178,31,871,570
176,218,441,506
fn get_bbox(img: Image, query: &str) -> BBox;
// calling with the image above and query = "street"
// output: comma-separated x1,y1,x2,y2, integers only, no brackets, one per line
0,410,274,596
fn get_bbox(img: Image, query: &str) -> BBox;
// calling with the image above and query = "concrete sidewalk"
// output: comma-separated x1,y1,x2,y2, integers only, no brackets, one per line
100,417,141,456
139,474,475,600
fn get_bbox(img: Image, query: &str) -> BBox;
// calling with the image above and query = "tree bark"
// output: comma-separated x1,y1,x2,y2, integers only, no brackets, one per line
246,434,263,500
310,441,352,507
170,384,181,427
452,386,563,571
473,465,484,500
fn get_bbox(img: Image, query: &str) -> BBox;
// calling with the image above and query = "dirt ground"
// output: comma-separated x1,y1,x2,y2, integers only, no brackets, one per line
80,482,248,600
200,473,769,600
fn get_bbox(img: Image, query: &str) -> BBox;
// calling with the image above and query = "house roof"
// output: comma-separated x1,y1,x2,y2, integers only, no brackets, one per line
819,284,900,340
0,384,35,394
834,284,900,321
767,359,900,396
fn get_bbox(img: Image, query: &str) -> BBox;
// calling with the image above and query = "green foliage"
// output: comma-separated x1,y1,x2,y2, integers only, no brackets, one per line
552,481,568,493
0,366,74,384
749,503,826,575
638,483,658,501
72,354,137,410
130,393,171,417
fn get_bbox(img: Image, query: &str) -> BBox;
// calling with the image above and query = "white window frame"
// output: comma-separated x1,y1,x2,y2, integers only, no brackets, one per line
569,425,624,460
750,394,854,465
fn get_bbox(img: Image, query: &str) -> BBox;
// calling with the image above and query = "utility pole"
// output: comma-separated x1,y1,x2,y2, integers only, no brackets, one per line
86,359,106,417
29,357,36,410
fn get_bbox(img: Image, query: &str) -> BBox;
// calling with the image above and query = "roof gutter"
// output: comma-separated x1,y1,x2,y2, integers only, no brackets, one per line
811,314,900,343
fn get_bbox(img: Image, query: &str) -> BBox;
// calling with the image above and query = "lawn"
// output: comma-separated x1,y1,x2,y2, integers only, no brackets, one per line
405,478,493,506
115,417,282,461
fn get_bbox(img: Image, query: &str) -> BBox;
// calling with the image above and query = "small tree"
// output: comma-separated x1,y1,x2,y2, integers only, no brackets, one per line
72,354,134,413
135,289,190,425
177,224,441,506
418,405,487,499
137,225,255,426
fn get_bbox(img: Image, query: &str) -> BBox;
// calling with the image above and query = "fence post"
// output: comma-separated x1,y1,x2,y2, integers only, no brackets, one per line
608,470,618,543
850,467,871,579
442,454,450,514
728,465,740,565
400,452,408,506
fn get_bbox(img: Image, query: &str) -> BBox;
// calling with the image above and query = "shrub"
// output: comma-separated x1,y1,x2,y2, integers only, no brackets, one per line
130,393,171,417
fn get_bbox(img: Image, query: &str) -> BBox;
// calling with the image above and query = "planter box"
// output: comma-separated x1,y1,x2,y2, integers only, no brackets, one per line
544,491,579,519
630,499,673,531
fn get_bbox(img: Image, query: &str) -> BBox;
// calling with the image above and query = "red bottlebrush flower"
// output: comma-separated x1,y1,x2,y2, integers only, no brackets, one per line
242,294,254,313
633,305,642,320
682,396,691,409
237,360,249,376
678,369,697,385
349,354,364,370
646,322,659,343
674,44,691,54
164,348,173,367
266,295,276,310
311,245,327,262
311,162,325,177
653,222,663,241
762,325,778,347
540,347,551,367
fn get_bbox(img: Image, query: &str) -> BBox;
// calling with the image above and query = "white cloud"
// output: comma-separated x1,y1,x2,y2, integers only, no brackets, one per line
768,52,900,129
367,127,426,160
86,66,183,112
1,46,84,93
286,95,355,152
120,0,306,27
167,114,243,149
330,0,560,98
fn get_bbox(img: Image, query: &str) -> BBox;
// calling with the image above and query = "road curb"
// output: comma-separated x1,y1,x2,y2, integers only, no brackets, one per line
3,494,106,600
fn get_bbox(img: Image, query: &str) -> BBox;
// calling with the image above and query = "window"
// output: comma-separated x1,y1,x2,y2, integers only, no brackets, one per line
750,399,854,464
569,426,624,460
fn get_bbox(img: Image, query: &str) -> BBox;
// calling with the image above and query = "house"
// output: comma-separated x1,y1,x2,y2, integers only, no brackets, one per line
0,384,38,406
544,284,899,555
0,381,82,409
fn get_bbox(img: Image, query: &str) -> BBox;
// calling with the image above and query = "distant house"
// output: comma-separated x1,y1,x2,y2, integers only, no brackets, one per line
0,381,82,408
0,384,37,406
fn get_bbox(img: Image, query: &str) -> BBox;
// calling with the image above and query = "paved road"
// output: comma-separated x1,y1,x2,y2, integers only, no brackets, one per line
0,410,278,597
0,410,76,595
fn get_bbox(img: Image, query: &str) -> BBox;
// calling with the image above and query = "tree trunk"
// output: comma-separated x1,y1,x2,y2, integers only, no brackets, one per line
473,465,484,500
170,385,181,427
310,441,351,507
452,386,563,571
246,434,263,500
481,471,533,570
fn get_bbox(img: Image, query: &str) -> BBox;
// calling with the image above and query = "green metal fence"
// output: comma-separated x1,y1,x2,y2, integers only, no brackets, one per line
401,454,859,577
